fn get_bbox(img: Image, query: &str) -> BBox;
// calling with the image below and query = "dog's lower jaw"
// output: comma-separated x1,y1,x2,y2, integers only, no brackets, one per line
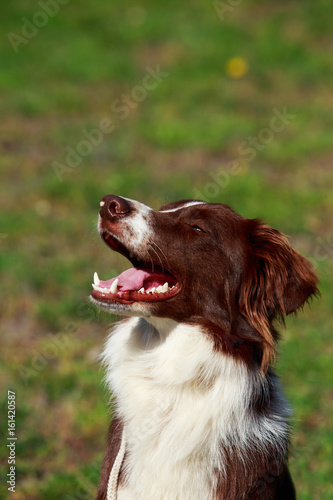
90,295,155,318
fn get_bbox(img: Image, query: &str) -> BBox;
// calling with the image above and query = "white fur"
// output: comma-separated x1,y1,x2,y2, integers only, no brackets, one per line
159,201,206,213
99,198,151,252
102,317,289,500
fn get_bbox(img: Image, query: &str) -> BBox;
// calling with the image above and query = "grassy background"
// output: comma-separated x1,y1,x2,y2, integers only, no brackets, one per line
0,0,332,498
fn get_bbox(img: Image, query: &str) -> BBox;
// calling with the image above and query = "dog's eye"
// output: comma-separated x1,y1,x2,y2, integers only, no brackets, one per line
190,224,205,233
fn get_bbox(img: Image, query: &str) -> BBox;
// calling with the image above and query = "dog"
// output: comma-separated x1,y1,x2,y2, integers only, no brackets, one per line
91,195,319,500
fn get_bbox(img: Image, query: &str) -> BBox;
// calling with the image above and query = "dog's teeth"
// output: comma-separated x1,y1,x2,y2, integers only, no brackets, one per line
94,272,100,286
161,282,169,292
138,287,145,293
92,283,112,293
156,285,163,293
110,279,118,294
150,287,156,293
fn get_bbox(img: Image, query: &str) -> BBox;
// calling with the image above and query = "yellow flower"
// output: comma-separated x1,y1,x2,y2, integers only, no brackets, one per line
226,57,249,79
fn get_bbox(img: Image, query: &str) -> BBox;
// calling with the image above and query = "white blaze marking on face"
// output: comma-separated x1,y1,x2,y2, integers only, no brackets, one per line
100,198,152,251
122,200,152,247
159,201,206,213
122,196,152,213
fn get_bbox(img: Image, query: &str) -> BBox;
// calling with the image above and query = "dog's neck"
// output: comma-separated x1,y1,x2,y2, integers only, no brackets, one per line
127,317,179,350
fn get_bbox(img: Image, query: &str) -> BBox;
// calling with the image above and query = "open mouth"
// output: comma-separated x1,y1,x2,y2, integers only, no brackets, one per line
91,232,181,305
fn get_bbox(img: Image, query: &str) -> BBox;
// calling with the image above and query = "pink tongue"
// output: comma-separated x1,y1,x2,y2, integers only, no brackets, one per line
99,268,154,291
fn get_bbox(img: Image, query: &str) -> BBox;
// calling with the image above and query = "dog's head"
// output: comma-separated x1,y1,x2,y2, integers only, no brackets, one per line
91,195,319,370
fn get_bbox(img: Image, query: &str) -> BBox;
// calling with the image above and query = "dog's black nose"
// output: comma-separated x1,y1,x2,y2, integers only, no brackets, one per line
100,195,131,219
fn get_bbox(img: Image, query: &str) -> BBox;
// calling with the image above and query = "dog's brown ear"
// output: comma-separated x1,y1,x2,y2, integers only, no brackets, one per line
239,220,319,371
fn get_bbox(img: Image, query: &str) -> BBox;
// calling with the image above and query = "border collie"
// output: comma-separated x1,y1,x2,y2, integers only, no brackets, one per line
91,195,319,500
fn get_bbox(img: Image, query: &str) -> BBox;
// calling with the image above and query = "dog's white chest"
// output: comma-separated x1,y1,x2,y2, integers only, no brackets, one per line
103,318,247,500
102,317,287,500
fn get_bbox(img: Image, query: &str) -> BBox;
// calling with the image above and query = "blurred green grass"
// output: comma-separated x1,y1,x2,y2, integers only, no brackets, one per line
0,0,332,498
